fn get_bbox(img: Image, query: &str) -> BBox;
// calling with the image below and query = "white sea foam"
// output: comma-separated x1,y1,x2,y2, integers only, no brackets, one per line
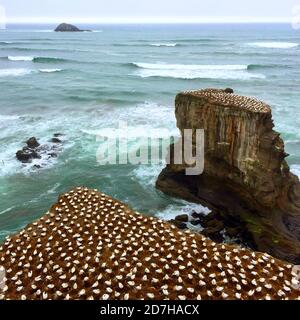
133,164,166,187
81,125,178,139
0,114,19,121
0,68,33,77
132,62,265,80
156,201,210,231
248,42,299,49
39,68,62,73
150,43,177,47
8,56,34,61
0,102,174,177
291,165,300,179
134,62,248,71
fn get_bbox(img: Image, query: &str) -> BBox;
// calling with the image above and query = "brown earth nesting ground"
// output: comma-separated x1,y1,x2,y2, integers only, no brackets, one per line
0,187,300,300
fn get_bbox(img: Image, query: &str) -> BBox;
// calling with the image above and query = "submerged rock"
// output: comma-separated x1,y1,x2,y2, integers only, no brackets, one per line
156,88,300,264
51,138,62,144
16,150,32,163
175,214,189,222
54,23,90,32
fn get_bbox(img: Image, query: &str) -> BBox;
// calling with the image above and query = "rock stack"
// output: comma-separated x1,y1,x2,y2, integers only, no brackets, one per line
0,187,300,300
156,88,300,264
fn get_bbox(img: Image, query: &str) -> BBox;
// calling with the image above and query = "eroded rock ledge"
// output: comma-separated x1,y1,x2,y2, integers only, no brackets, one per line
156,88,300,264
0,187,300,300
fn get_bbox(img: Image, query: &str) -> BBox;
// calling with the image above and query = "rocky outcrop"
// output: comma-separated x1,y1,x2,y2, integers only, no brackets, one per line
54,23,91,32
16,134,64,165
1,187,300,300
157,88,300,264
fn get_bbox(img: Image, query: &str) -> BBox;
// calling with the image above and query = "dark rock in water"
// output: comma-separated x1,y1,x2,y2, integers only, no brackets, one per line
16,150,32,163
191,212,203,219
54,23,90,32
22,147,41,159
16,146,41,163
53,133,64,137
190,220,202,226
226,227,242,238
201,227,224,243
206,219,224,232
26,137,40,149
49,152,58,158
169,219,187,230
175,214,189,222
200,217,225,242
51,138,62,144
224,88,234,94
17,135,64,166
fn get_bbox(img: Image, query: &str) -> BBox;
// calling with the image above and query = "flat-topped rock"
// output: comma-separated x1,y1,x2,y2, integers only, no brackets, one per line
157,88,300,264
1,187,300,300
180,88,271,113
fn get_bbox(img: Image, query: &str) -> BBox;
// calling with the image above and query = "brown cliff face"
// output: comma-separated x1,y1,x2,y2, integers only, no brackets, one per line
156,89,300,264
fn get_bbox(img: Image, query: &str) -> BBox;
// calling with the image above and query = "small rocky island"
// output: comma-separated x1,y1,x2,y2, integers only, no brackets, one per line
16,135,64,168
54,23,91,32
156,88,300,264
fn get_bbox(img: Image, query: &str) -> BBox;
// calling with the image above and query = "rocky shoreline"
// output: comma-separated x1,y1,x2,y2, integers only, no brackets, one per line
157,88,300,264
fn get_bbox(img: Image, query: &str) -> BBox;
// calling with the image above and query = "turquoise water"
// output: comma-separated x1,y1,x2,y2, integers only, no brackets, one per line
0,23,300,242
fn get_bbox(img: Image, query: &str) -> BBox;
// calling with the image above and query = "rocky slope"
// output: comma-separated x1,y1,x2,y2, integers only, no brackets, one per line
1,187,299,300
157,88,300,264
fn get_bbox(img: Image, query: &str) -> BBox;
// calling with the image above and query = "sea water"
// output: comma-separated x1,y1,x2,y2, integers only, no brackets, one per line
0,23,300,242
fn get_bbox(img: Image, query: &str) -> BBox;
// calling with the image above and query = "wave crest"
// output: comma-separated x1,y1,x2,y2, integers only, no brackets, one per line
150,43,177,47
39,68,62,73
8,56,34,61
7,56,69,63
247,42,299,49
131,62,265,80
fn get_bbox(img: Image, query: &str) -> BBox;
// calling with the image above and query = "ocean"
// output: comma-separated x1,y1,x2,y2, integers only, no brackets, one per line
0,23,300,243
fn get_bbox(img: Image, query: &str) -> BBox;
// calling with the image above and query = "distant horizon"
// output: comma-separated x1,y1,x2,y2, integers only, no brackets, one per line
3,19,295,25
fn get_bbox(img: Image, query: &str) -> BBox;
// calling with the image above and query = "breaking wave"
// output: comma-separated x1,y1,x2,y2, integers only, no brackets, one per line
6,56,70,63
131,62,265,80
247,42,299,49
8,56,34,61
39,68,62,73
150,43,177,47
